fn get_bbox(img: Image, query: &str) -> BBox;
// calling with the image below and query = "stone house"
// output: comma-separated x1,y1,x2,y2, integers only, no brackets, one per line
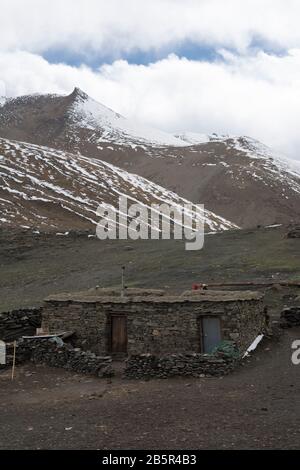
42,288,265,357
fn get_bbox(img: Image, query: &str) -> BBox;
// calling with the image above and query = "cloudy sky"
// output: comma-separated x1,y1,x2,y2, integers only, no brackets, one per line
1,0,300,160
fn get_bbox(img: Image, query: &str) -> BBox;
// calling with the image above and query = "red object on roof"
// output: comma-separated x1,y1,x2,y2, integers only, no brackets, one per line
192,283,208,290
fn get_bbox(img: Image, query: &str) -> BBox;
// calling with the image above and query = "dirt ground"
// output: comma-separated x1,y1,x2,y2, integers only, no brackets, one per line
0,328,299,450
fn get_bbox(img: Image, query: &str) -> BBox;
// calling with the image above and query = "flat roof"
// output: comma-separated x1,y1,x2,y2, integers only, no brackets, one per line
45,289,263,304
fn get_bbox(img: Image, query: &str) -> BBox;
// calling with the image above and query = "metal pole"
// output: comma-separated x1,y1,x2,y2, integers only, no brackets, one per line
121,266,125,297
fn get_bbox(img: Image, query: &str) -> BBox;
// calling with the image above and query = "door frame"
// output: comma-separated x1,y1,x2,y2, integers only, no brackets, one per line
109,313,128,355
199,315,222,353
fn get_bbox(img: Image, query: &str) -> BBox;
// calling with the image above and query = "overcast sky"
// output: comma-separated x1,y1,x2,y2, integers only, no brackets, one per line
1,0,300,160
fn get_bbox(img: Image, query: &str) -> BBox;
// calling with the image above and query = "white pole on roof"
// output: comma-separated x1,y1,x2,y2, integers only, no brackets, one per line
121,266,125,297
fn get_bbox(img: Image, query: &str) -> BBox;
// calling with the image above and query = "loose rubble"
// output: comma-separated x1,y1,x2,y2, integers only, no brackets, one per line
280,306,300,328
286,226,300,239
0,308,42,342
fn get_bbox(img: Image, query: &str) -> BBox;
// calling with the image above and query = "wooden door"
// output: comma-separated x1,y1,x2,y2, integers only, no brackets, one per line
111,315,127,353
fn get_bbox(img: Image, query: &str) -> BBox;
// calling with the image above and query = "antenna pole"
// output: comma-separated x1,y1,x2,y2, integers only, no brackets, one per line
121,266,125,297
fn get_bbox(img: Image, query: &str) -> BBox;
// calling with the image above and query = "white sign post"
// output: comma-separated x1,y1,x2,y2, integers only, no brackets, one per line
11,341,17,380
0,340,6,365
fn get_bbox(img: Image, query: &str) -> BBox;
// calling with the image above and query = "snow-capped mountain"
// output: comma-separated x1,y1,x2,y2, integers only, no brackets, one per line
68,88,188,147
174,132,213,145
0,88,188,148
0,88,299,228
0,138,236,232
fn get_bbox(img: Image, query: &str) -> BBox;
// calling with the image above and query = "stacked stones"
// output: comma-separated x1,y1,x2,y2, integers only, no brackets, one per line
287,226,300,239
17,337,114,378
280,307,300,328
0,308,42,342
125,352,238,379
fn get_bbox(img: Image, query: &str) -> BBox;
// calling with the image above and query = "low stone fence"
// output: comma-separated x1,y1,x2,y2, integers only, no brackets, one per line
287,226,300,239
0,308,42,342
280,306,300,328
15,337,114,378
124,352,238,379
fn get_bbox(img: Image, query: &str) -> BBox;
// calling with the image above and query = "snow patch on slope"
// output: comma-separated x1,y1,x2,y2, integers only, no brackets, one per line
174,132,235,145
231,136,300,177
174,132,211,145
227,136,300,194
69,90,189,148
0,137,238,232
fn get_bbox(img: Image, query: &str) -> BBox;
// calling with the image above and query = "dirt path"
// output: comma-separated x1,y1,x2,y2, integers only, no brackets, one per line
0,328,299,450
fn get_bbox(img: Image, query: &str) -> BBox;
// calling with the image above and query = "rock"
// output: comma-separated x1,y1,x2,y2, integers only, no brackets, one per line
286,226,300,239
280,306,300,328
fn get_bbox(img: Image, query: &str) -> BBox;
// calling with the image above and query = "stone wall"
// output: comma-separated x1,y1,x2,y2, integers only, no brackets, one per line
126,299,265,355
16,337,114,377
42,302,108,355
0,308,42,342
126,303,199,355
220,299,266,351
125,352,238,379
42,297,265,356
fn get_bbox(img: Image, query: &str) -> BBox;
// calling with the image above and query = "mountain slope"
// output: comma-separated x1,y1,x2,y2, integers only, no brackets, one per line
0,88,300,227
0,88,186,148
0,138,236,232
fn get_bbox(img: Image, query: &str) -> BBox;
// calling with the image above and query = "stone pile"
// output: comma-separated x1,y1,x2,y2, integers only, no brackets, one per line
0,308,42,342
287,226,300,239
0,341,31,369
125,352,238,379
17,337,114,378
280,306,300,328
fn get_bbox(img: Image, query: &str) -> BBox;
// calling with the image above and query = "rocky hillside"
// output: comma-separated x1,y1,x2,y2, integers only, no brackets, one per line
0,137,236,232
1,88,300,227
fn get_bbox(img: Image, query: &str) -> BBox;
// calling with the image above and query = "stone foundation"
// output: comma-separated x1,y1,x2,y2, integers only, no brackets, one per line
125,352,238,379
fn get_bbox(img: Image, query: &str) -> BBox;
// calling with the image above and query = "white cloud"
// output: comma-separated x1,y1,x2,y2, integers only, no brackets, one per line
0,0,300,56
1,49,300,161
1,0,300,161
